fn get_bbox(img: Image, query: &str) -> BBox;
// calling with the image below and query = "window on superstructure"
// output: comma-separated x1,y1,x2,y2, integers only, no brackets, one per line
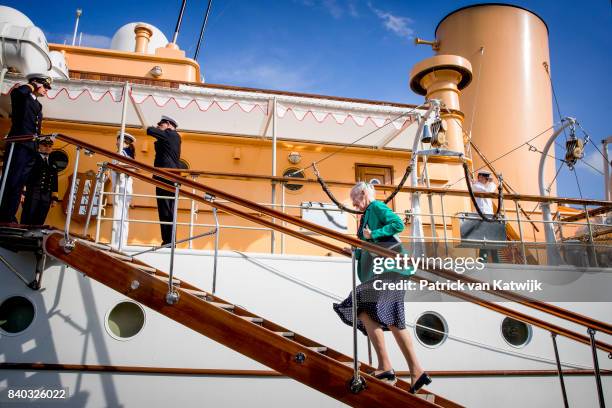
283,168,305,191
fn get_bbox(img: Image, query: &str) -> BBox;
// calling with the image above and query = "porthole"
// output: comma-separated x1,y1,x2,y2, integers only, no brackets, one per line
415,312,448,348
0,295,36,335
105,301,145,340
283,168,305,191
501,317,532,348
49,150,69,173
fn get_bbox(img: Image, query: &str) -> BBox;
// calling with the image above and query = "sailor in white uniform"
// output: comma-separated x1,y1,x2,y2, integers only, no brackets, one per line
110,132,136,249
471,171,497,215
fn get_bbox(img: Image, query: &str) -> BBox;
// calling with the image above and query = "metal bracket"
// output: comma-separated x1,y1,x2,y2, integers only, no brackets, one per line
60,238,76,253
347,376,367,394
166,290,180,305
204,192,216,202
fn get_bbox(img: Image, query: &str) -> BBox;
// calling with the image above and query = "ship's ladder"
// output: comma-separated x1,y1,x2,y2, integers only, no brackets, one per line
43,231,459,408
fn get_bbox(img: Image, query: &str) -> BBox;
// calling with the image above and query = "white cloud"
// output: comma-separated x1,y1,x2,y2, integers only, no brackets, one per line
295,0,351,19
368,3,414,38
576,149,607,175
206,54,317,91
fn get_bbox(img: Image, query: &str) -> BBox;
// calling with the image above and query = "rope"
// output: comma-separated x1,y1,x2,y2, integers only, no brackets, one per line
313,163,363,214
313,160,414,215
463,161,503,222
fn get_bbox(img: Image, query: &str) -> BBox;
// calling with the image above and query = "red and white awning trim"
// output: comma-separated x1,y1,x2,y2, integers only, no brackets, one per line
130,85,268,114
1,76,422,130
1,77,124,102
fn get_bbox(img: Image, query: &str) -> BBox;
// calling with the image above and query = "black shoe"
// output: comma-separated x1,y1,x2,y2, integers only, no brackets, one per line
409,372,432,393
372,369,397,386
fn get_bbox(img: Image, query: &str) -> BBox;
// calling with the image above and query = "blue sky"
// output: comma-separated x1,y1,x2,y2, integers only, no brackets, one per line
6,0,611,201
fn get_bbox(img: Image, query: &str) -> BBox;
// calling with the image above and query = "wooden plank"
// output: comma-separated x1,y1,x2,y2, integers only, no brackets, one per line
2,362,610,377
55,136,612,338
44,233,451,408
108,163,612,339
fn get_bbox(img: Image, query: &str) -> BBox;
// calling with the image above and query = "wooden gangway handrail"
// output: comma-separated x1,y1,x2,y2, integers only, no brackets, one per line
7,133,612,339
162,168,611,207
107,162,612,352
44,232,456,407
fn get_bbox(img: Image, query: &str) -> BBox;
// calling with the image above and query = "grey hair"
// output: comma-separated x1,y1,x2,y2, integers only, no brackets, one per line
350,181,376,200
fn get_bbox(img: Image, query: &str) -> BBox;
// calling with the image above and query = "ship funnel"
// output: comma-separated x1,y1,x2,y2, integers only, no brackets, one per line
134,24,153,53
434,4,553,196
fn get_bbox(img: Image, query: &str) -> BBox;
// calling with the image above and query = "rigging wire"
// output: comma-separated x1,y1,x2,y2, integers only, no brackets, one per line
543,62,568,142
526,143,566,163
236,251,593,370
577,122,610,170
443,110,558,188
572,166,584,199
548,161,566,194
288,103,426,177
465,46,485,160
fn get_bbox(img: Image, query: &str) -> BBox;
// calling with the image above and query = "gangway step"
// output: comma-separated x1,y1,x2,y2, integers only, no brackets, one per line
240,316,264,324
45,233,457,407
154,276,181,286
128,263,157,273
106,251,133,261
182,288,209,298
209,301,235,310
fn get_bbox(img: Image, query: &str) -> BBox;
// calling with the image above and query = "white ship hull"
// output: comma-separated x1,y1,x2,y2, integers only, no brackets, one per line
1,247,610,407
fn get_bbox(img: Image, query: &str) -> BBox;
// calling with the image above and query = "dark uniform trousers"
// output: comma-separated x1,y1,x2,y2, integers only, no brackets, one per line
21,155,58,226
0,84,43,223
146,126,182,245
156,182,175,245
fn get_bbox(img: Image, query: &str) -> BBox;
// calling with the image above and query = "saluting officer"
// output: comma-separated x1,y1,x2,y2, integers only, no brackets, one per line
0,73,52,223
20,135,58,225
146,115,181,245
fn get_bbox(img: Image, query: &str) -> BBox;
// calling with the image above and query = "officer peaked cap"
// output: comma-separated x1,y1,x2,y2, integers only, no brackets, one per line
116,131,136,143
26,73,53,89
159,115,178,129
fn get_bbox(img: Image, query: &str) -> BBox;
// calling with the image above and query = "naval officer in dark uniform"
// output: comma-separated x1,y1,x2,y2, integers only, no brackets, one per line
146,115,181,245
20,135,58,225
0,73,52,223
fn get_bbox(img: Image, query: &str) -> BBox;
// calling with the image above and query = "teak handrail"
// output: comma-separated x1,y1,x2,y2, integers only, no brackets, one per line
106,163,612,352
10,134,611,340
162,168,611,207
44,232,454,408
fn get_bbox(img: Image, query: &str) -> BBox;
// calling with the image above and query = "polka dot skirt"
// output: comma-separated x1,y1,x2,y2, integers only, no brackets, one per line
333,272,407,336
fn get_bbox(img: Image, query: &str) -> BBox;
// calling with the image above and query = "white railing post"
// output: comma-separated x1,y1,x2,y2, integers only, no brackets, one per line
61,147,81,252
165,183,181,305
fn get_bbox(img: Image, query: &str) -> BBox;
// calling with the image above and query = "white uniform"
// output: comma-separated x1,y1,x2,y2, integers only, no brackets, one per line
472,181,497,215
110,149,133,248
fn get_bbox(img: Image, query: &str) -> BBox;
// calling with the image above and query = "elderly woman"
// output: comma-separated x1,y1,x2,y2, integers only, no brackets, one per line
333,182,431,393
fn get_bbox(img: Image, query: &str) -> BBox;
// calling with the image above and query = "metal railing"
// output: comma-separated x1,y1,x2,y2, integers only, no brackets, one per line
2,133,611,407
